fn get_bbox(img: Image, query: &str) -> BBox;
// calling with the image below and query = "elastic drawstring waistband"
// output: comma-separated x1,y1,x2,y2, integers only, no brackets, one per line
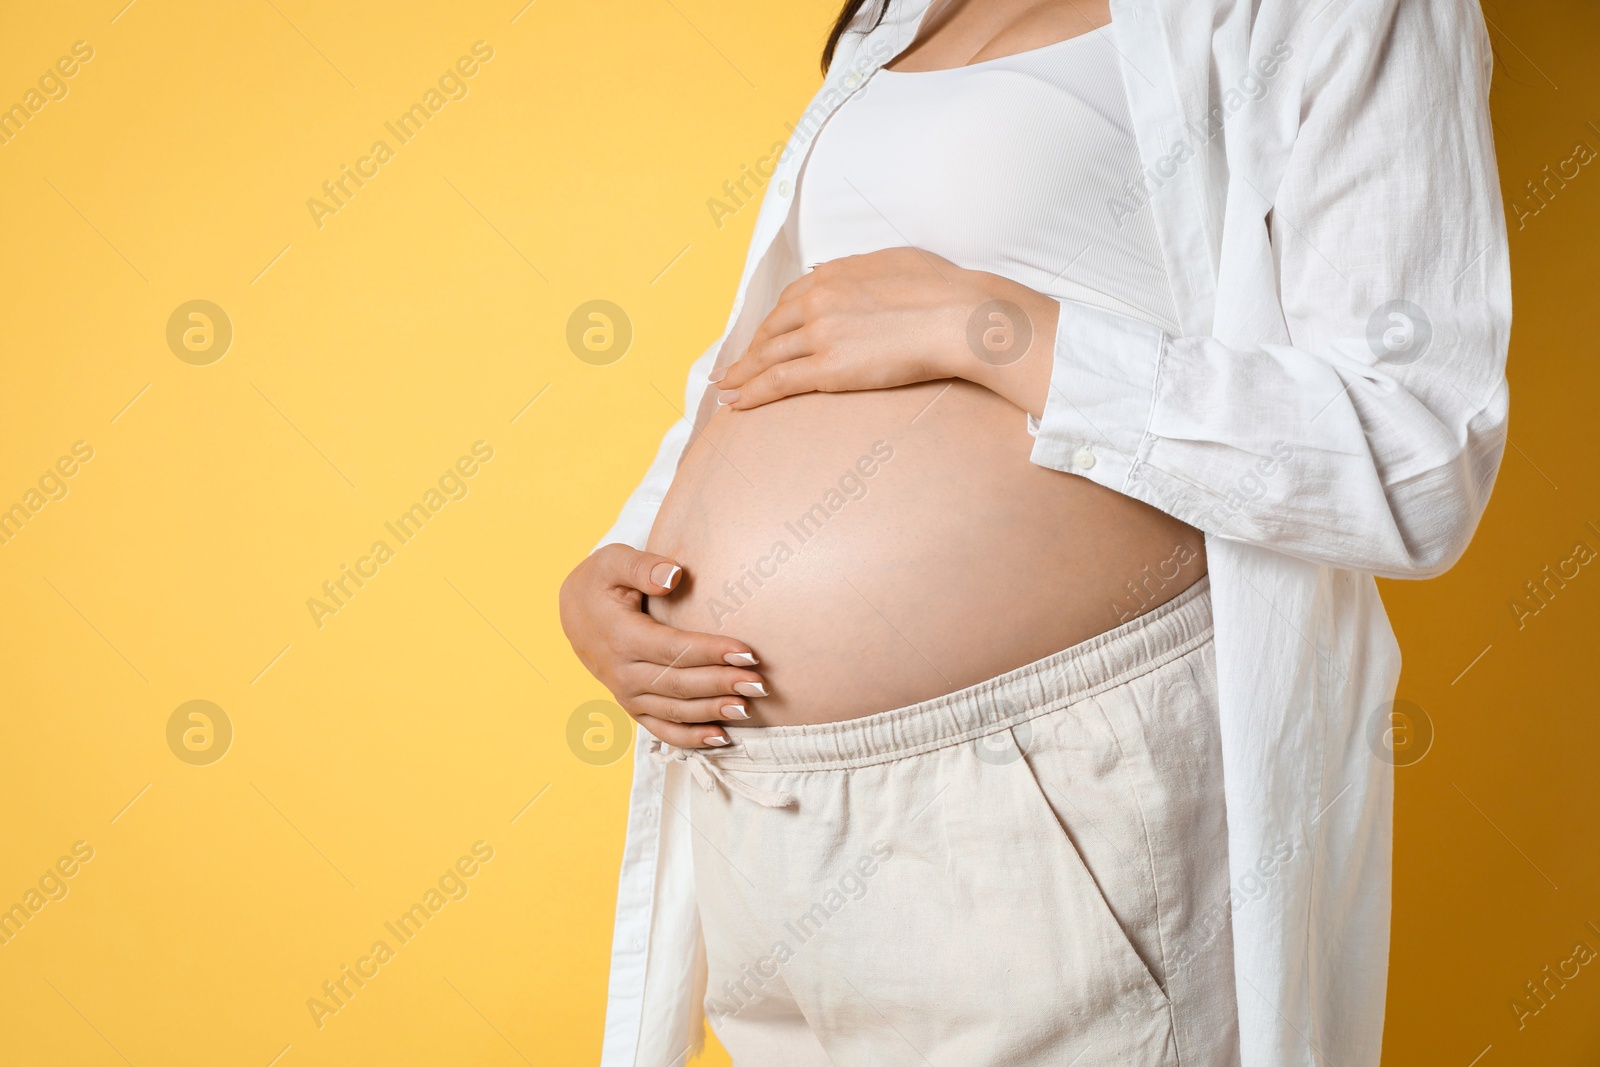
648,737,798,808
656,576,1212,803
715,574,1213,773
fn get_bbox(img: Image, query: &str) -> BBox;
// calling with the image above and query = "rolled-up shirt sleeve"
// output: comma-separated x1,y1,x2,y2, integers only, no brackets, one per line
1026,303,1165,494
1028,0,1511,581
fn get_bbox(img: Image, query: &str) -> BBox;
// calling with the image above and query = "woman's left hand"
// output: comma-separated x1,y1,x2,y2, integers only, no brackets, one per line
711,247,1057,414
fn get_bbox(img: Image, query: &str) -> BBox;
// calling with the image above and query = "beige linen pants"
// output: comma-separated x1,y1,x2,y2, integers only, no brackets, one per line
673,576,1238,1066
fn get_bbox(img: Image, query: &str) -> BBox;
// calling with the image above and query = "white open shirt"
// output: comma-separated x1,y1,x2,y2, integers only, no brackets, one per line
592,1,1512,1064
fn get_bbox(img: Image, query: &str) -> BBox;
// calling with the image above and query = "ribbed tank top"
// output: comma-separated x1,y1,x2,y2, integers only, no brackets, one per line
794,24,1179,335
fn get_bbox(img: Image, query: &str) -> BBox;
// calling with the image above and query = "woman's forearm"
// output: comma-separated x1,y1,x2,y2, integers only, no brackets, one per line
950,269,1061,421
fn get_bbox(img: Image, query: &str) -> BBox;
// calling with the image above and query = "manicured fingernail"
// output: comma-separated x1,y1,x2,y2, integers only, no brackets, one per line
716,389,740,405
706,735,731,747
724,652,759,666
723,704,749,719
650,563,680,589
733,681,768,698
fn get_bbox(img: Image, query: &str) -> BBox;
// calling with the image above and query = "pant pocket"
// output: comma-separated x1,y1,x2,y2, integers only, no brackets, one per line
991,722,1174,1015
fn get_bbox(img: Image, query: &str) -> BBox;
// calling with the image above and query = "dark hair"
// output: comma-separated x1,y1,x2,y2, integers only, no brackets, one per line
823,0,889,73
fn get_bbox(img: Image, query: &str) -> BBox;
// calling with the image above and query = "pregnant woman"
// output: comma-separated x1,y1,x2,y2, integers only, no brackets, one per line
561,0,1510,1064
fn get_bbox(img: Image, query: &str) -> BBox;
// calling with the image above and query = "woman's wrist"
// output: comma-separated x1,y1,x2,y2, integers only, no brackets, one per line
946,269,1059,420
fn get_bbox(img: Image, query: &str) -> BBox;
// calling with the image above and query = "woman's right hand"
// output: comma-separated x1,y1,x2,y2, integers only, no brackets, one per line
558,543,766,749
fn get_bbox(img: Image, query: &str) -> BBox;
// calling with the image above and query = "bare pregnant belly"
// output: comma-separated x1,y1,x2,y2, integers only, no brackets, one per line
645,380,1206,725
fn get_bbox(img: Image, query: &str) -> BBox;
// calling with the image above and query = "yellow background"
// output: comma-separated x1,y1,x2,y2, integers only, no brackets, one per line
0,1,1593,1064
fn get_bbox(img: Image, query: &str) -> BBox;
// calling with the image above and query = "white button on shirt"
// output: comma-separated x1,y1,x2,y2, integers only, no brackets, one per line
595,3,1511,1066
1072,447,1096,470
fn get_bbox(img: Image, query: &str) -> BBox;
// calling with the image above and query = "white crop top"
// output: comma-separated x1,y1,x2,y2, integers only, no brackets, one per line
793,24,1180,335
